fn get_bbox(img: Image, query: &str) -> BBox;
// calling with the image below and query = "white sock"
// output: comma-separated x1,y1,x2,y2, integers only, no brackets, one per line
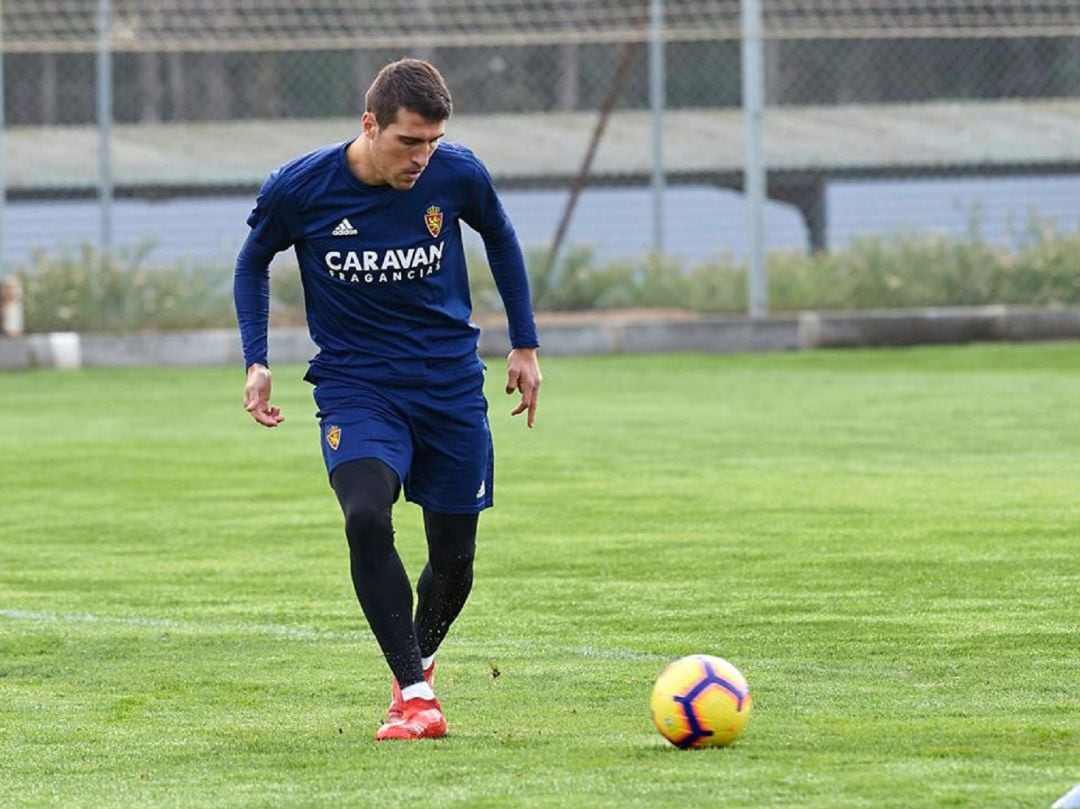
401,681,435,701
420,654,436,671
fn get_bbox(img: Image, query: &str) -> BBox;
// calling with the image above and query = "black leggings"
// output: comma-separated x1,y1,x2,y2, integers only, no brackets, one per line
330,458,477,687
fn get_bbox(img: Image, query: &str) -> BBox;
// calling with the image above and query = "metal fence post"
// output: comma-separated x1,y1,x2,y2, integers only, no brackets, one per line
648,0,666,256
741,0,767,317
97,0,113,255
0,4,6,277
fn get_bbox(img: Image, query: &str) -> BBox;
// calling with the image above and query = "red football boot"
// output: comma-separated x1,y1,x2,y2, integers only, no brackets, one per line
384,660,436,725
375,696,447,741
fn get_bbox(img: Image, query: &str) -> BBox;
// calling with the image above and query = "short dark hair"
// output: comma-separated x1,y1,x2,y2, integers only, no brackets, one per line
365,58,453,128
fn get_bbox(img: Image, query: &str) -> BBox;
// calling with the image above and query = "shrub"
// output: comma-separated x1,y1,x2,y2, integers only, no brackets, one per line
18,245,236,333
11,224,1080,333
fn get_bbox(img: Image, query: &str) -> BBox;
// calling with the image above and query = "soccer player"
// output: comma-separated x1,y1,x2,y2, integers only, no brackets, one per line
233,58,541,740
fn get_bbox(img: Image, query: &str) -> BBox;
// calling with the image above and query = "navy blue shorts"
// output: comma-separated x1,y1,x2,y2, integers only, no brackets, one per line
313,373,494,514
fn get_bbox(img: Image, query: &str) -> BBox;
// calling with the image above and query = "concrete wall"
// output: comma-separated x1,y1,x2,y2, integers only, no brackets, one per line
2,306,1078,371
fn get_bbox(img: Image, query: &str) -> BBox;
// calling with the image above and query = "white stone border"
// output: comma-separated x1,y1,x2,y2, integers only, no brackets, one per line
2,306,1079,371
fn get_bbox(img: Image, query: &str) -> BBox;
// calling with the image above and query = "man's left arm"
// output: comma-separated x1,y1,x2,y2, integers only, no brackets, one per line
483,224,543,428
463,162,542,427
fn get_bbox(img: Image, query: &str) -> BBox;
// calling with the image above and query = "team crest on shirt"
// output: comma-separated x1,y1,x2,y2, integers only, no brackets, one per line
425,205,443,238
326,425,341,451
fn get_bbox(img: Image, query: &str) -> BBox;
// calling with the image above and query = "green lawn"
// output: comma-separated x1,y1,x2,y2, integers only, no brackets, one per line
1,345,1078,808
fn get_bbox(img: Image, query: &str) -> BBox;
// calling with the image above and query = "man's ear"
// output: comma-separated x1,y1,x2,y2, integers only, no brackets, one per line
361,111,378,139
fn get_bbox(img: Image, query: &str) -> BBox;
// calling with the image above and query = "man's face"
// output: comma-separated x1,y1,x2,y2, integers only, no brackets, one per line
364,108,446,189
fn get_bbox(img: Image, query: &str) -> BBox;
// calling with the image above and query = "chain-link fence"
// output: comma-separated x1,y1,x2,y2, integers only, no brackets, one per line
3,1,1080,322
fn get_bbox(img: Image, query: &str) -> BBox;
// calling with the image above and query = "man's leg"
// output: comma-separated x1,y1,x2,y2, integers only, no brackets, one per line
330,457,425,689
414,510,479,661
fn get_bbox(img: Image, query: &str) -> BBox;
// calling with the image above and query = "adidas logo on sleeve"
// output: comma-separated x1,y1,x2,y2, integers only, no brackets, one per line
332,218,358,236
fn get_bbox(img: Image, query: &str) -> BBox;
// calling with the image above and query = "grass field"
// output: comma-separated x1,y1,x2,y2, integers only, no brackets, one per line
2,344,1079,808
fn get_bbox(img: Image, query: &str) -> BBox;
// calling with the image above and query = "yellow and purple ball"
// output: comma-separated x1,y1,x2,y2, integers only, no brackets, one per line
650,654,752,749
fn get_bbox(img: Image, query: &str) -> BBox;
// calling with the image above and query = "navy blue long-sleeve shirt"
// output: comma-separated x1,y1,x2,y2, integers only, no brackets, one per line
234,140,539,385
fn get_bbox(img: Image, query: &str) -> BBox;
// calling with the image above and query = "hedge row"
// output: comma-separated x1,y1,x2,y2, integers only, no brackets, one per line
12,226,1080,333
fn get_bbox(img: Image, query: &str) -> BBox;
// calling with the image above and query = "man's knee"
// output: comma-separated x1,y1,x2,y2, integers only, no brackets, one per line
342,499,392,548
332,459,400,558
424,511,478,575
431,544,475,577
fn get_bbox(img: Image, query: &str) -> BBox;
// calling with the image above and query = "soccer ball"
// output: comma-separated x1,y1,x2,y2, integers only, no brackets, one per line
650,654,752,749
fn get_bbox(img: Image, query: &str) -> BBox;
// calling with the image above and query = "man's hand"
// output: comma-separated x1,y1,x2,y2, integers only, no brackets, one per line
243,363,285,428
505,348,542,429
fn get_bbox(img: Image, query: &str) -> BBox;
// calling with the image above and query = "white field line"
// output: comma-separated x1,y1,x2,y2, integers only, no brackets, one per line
0,608,665,662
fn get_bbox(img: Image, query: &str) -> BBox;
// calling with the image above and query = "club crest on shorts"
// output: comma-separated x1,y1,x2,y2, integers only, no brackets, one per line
326,425,341,451
425,205,443,238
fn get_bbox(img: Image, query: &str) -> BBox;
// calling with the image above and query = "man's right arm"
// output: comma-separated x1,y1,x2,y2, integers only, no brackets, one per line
234,172,297,428
235,236,285,427
234,233,275,373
